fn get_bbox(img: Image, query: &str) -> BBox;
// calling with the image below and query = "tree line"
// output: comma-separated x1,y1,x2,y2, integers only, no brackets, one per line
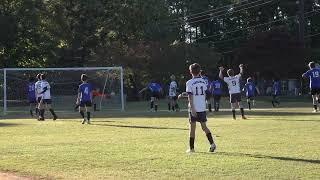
0,0,319,98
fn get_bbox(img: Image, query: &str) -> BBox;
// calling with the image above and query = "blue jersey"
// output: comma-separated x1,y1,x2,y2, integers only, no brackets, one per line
148,83,161,93
78,83,93,102
27,82,36,101
273,81,279,96
210,80,222,95
244,82,255,97
303,68,320,89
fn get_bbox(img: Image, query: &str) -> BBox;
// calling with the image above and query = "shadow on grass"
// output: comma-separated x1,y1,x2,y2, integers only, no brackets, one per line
0,122,21,127
202,151,320,164
92,123,188,131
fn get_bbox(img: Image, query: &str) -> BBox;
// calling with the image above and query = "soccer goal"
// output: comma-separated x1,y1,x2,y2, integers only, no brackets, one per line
1,67,124,115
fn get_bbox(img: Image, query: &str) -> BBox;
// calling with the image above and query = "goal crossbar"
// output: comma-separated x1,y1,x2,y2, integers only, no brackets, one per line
1,67,124,115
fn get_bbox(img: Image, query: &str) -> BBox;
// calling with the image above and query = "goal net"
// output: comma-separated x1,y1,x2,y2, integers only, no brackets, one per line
2,67,124,115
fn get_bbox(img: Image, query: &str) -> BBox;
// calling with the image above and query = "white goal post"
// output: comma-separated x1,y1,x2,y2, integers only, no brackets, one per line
1,67,124,115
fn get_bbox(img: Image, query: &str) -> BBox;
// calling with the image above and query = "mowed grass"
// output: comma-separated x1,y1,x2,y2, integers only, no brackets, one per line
0,98,319,179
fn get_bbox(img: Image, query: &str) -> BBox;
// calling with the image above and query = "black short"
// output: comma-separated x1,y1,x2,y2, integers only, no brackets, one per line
272,94,278,99
80,101,92,107
42,99,52,104
213,95,221,101
311,88,320,95
189,111,207,123
37,97,42,103
230,93,241,103
151,92,160,99
169,96,178,100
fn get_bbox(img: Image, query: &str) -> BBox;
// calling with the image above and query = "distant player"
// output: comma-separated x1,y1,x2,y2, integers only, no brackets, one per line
200,70,211,111
302,61,320,112
243,77,260,110
168,75,179,112
139,82,162,112
209,78,223,112
77,74,93,124
34,73,42,117
271,79,280,107
27,77,37,117
38,74,58,121
186,63,216,153
219,64,247,120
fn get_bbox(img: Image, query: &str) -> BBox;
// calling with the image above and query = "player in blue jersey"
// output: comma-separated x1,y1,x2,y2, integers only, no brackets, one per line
243,77,260,110
139,82,162,112
77,74,93,124
302,61,320,112
27,77,37,117
209,78,223,112
271,79,280,107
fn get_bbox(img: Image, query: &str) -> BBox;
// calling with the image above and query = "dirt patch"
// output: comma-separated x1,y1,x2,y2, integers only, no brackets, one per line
0,172,31,180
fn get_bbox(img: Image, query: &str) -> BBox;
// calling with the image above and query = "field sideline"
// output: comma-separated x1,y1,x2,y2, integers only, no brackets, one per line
0,98,319,179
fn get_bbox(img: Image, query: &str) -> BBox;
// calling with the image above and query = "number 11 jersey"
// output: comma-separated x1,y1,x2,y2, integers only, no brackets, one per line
186,77,207,112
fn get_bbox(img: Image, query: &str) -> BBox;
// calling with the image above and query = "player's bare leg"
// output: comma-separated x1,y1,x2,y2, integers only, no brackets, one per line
150,97,155,112
86,105,92,124
187,122,196,153
239,102,247,119
312,95,318,112
231,103,237,120
38,102,45,121
247,98,251,110
79,106,86,124
46,104,57,120
200,122,216,152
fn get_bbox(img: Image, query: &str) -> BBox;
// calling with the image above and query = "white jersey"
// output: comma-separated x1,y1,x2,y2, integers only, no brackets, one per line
186,77,207,112
169,81,177,97
40,80,51,100
224,74,241,94
35,80,42,98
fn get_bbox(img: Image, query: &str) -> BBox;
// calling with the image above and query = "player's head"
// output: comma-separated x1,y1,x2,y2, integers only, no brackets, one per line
36,73,41,80
189,63,201,76
29,77,35,82
81,74,88,82
170,75,175,81
247,77,253,83
227,69,234,77
40,74,46,80
309,61,316,69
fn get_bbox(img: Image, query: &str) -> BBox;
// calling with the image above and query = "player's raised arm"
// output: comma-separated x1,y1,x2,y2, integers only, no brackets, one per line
139,87,147,94
239,64,244,76
219,66,225,80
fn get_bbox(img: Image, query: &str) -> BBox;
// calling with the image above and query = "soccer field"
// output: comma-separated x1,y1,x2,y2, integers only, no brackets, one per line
0,98,319,179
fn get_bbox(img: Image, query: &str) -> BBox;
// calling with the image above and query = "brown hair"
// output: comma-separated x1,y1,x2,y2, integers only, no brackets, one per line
189,63,201,76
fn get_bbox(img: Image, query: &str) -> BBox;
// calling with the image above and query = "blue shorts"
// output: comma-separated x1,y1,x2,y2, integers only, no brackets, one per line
80,101,92,107
189,112,207,123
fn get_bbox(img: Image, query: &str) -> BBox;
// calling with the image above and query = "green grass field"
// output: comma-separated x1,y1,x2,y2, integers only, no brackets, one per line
0,98,319,179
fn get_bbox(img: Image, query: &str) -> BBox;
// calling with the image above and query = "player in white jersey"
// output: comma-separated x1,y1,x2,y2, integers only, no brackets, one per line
219,64,247,120
186,63,216,153
168,75,180,112
38,74,57,121
34,74,42,117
